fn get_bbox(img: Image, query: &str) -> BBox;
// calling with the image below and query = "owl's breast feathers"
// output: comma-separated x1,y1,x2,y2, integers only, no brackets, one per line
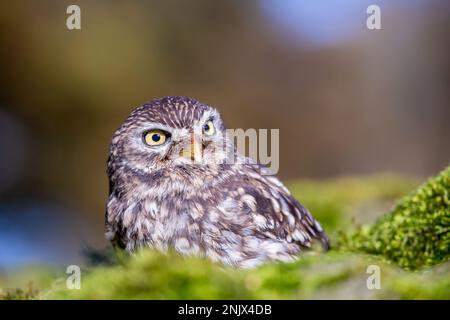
106,162,329,268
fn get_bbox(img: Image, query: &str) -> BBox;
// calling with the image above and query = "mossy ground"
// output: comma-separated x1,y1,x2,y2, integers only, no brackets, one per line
340,166,450,269
1,168,449,299
44,250,450,300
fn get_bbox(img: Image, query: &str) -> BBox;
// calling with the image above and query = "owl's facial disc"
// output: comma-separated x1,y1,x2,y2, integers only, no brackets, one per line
109,97,233,178
115,100,230,174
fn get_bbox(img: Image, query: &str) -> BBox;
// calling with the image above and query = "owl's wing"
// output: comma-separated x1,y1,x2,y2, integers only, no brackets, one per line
217,163,329,250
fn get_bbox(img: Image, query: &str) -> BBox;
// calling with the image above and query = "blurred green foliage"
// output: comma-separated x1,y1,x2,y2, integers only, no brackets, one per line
288,174,418,232
2,170,449,300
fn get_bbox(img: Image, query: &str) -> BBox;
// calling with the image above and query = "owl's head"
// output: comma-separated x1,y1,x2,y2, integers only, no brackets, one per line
108,97,232,176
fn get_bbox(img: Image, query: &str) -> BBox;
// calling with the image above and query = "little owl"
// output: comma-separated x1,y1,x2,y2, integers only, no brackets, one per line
106,96,329,268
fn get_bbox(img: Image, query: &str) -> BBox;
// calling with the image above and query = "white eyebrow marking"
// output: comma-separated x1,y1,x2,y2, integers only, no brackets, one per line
141,122,174,133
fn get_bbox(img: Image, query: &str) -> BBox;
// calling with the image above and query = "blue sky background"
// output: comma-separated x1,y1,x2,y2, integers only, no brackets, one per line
259,0,433,47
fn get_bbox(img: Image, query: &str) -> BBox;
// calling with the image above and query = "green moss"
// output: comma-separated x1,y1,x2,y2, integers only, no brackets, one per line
340,166,450,270
45,250,450,299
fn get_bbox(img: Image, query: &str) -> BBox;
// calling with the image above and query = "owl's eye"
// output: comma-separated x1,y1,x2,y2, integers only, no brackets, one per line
203,120,215,136
143,130,168,146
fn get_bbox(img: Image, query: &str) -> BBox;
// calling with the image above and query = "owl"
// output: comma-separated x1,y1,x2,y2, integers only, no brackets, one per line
106,96,329,268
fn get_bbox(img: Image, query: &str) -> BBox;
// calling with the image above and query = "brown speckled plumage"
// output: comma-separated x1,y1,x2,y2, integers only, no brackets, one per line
106,96,329,268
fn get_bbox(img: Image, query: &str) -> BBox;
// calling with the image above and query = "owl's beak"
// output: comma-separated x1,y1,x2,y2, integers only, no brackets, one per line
179,134,203,163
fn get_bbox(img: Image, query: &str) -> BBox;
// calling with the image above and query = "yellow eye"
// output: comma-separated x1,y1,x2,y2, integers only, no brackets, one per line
144,130,167,146
203,120,215,136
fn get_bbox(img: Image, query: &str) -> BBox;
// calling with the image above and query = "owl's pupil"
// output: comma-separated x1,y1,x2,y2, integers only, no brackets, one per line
204,124,210,132
152,134,161,142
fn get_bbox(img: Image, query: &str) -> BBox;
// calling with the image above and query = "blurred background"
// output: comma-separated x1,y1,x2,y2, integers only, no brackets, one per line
0,0,449,271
